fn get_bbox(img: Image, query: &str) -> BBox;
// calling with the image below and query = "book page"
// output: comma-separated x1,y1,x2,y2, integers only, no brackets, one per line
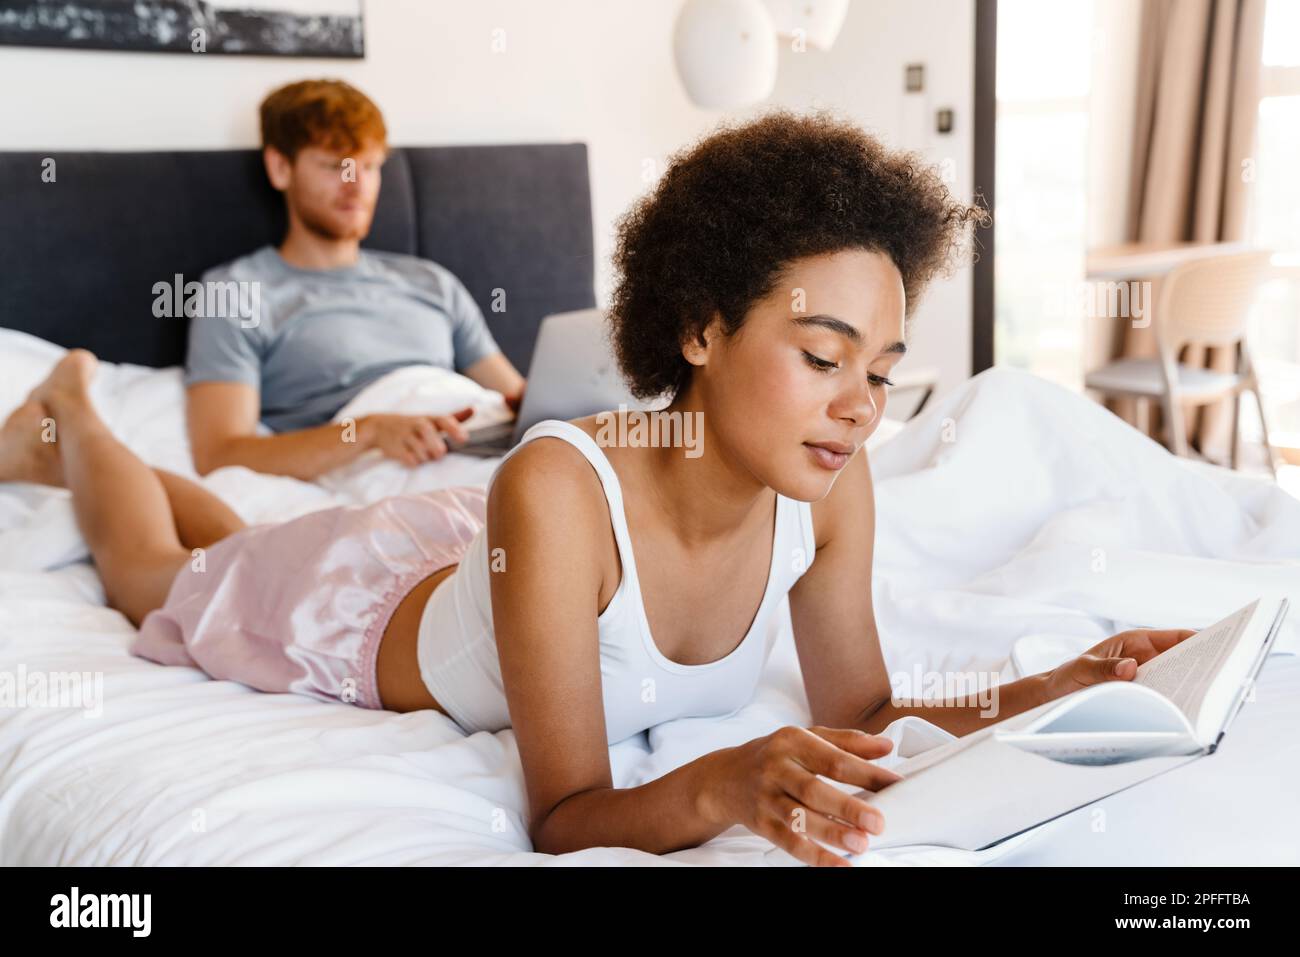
1133,601,1256,728
885,724,989,778
879,693,1064,780
995,731,1193,765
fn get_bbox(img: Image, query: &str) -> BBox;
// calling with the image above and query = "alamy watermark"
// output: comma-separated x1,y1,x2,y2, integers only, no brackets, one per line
0,665,103,718
1043,280,1153,328
152,274,262,329
50,886,150,937
890,665,1000,718
594,405,704,459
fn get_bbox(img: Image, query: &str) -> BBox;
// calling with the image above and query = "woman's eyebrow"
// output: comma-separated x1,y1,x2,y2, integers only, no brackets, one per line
791,314,862,342
790,314,907,355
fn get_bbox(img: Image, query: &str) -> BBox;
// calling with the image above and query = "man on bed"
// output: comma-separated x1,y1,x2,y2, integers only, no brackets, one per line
185,79,526,480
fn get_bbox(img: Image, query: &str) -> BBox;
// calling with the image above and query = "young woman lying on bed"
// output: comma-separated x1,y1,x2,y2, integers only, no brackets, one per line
0,111,1195,867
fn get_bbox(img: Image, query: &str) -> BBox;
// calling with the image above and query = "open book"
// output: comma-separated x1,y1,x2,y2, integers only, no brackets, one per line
849,597,1290,853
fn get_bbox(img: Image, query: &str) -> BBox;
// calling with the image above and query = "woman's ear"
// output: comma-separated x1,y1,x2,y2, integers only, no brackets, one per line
681,312,723,368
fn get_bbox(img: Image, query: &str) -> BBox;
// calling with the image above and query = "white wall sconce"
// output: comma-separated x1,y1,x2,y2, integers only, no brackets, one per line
673,0,779,110
761,0,850,51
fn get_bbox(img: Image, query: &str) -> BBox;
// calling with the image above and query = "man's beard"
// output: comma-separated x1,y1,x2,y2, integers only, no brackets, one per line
296,202,371,242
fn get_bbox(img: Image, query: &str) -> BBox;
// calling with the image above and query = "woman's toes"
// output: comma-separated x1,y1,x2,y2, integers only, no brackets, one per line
30,350,98,407
57,349,100,390
64,349,99,380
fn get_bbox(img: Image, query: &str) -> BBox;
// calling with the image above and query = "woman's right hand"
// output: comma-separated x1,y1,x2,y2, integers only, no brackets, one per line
703,726,904,867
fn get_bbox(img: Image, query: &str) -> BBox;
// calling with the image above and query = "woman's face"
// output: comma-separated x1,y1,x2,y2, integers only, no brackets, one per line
684,248,907,501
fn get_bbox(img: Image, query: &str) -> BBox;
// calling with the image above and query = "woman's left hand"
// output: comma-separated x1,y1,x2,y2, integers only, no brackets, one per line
1040,628,1197,704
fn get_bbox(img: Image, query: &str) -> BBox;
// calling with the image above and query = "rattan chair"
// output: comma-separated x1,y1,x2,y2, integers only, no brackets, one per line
1084,250,1279,475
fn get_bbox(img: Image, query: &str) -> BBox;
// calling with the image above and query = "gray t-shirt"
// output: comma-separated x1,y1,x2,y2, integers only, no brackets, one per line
184,245,501,432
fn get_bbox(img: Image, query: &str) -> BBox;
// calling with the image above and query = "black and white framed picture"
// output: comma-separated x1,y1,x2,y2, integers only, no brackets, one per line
0,0,366,58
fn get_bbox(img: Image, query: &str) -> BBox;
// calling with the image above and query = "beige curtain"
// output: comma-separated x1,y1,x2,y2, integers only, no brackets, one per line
1106,0,1266,460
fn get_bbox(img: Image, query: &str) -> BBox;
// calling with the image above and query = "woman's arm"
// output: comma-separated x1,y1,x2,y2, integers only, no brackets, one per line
788,446,893,728
485,439,728,854
856,675,1048,737
874,626,1195,737
791,445,1191,740
486,440,898,863
789,443,1040,735
790,445,1056,738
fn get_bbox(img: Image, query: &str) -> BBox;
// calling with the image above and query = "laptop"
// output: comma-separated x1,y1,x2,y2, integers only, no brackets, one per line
446,308,650,457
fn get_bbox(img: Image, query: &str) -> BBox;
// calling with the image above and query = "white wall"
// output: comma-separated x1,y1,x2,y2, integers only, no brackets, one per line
769,0,977,397
0,0,975,394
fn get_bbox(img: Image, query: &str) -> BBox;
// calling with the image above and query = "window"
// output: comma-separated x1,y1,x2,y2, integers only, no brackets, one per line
1245,0,1300,461
993,0,1094,391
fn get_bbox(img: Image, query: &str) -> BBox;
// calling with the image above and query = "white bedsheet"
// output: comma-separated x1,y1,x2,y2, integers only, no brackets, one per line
1,330,1297,866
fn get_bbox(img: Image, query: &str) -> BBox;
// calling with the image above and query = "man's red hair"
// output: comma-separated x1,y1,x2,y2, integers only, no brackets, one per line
259,79,388,160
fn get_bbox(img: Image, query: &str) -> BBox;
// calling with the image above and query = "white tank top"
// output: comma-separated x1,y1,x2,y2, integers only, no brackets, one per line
416,419,817,745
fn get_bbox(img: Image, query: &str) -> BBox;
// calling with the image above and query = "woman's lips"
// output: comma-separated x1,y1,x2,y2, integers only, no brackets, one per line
804,442,851,471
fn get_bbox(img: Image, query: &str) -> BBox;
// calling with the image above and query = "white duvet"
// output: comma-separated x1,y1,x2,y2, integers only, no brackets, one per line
1,329,1298,866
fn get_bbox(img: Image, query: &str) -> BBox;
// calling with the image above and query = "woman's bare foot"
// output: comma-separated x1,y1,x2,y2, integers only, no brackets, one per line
0,398,63,486
0,351,100,486
30,349,99,411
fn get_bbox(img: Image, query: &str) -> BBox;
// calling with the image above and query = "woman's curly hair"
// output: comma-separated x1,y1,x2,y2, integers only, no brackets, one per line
608,109,990,401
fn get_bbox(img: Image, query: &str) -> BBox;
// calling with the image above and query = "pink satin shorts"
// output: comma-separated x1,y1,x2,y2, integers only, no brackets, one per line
131,486,488,711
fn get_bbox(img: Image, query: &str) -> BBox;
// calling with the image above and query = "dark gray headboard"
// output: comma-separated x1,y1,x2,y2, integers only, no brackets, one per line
0,144,596,373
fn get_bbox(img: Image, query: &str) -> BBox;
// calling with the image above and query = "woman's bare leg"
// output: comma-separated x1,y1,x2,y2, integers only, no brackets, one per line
0,371,245,557
153,469,245,551
0,351,195,625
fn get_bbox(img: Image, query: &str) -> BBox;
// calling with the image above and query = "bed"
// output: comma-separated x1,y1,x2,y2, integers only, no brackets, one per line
2,146,1298,867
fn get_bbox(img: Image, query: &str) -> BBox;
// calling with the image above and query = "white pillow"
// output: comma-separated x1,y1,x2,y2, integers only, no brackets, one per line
330,363,512,428
0,329,67,417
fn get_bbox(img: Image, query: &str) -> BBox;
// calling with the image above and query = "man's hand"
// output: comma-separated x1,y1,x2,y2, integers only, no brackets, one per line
504,383,526,415
361,408,474,466
1040,628,1197,703
463,352,526,414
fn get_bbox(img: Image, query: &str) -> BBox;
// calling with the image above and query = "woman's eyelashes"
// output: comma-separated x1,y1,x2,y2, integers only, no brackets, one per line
801,350,838,372
800,350,895,387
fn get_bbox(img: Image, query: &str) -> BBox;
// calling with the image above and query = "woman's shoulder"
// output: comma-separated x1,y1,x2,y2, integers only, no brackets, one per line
484,420,619,600
486,420,610,524
556,412,604,443
500,414,611,474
